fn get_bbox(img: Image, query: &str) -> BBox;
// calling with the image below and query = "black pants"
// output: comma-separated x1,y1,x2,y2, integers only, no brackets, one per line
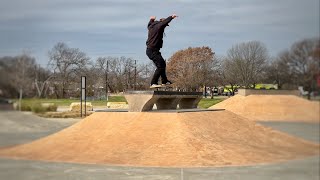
146,48,168,85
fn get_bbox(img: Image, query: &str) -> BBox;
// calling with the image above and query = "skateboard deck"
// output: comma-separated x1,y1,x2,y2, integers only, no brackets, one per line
150,84,173,91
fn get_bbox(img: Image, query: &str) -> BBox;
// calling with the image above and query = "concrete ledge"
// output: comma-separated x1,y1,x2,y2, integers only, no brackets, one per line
124,91,202,112
69,102,93,112
238,89,300,96
107,102,128,109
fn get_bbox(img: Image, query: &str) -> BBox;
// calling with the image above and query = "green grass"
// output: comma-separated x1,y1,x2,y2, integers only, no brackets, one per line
106,96,127,103
15,99,75,106
198,98,224,109
14,96,223,109
14,96,127,107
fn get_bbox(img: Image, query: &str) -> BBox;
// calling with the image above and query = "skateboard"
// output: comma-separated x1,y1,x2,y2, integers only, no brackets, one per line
150,84,173,91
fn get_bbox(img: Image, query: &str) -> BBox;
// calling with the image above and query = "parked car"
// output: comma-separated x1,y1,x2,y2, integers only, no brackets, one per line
0,98,13,110
213,87,218,96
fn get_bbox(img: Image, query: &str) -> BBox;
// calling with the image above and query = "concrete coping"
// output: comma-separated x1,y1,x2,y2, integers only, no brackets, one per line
95,108,225,113
237,89,300,96
126,91,203,96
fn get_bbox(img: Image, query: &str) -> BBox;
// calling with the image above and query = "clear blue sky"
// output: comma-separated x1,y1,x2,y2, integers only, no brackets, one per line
0,0,319,66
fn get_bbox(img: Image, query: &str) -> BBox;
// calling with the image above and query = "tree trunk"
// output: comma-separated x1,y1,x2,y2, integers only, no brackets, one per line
19,88,23,111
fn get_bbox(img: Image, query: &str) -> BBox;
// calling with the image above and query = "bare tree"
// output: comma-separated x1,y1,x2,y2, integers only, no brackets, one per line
34,65,53,98
136,61,155,90
0,54,45,99
95,56,111,95
221,57,240,95
286,38,319,99
94,56,142,93
260,38,319,96
120,57,136,91
263,53,292,89
0,56,17,97
0,54,36,109
14,54,36,97
226,41,268,88
48,42,90,98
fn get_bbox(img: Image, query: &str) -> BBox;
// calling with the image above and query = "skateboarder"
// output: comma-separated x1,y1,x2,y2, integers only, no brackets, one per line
146,14,178,88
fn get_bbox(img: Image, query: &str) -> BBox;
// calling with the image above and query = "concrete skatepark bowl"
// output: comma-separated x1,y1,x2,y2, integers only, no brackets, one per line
0,90,319,179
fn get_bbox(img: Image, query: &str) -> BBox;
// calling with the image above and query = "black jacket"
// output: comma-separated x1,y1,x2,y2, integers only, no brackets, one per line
146,16,173,49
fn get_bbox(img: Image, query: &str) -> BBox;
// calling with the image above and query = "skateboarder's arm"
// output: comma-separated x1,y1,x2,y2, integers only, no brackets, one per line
159,16,173,27
159,14,178,27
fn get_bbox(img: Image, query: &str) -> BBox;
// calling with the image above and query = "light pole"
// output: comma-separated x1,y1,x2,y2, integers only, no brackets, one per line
134,60,137,90
106,60,109,102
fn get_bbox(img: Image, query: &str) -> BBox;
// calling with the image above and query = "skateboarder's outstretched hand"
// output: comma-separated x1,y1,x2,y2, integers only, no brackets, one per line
171,14,178,18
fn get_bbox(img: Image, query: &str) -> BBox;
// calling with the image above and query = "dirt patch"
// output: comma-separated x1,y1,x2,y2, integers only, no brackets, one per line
210,95,320,123
0,111,318,167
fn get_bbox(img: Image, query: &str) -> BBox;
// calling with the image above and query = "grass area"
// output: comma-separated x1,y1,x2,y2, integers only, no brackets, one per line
198,98,224,109
14,96,127,107
14,96,223,109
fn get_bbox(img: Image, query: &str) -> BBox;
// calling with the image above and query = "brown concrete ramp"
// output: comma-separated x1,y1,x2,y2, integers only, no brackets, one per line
0,111,318,167
210,95,320,123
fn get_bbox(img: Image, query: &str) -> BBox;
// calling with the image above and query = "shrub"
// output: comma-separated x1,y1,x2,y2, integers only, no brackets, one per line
45,103,58,112
14,102,32,111
31,103,46,113
14,101,58,113
31,103,58,113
